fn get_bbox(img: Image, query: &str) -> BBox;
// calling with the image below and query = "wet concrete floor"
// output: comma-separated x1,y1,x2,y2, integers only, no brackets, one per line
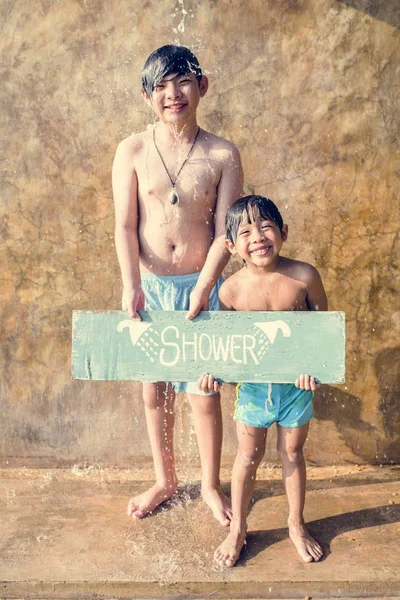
0,465,399,599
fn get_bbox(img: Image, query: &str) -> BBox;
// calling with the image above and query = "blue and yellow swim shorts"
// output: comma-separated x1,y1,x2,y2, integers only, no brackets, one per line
234,382,314,429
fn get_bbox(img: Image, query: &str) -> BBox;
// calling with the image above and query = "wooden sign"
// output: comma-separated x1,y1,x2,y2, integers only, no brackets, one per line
72,311,345,383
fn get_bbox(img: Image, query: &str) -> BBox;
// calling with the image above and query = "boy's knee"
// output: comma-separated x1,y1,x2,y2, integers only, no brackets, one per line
236,447,263,469
143,395,163,410
277,447,304,465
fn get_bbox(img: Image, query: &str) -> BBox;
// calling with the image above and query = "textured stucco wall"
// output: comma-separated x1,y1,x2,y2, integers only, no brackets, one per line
1,0,399,467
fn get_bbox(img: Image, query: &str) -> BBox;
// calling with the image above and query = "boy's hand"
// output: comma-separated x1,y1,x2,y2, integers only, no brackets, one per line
186,288,210,320
197,373,220,393
122,286,144,321
295,374,320,392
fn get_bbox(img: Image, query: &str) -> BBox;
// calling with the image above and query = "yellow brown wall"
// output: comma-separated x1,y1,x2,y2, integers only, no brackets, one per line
1,0,399,467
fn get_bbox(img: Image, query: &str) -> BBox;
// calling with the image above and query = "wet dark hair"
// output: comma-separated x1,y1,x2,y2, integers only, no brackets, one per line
142,45,203,96
225,195,284,245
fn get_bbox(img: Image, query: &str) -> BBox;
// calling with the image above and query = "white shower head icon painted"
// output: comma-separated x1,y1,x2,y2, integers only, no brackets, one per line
117,320,153,345
117,320,159,363
254,320,291,344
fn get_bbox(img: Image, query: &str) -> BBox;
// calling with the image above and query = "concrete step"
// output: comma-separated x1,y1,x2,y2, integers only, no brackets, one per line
1,466,399,599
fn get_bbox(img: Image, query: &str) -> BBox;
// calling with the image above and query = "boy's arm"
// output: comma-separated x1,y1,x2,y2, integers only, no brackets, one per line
218,280,235,311
295,264,327,391
112,138,142,320
187,144,243,319
304,265,328,311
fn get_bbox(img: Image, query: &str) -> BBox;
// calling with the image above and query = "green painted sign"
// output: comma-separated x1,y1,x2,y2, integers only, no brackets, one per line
72,310,345,383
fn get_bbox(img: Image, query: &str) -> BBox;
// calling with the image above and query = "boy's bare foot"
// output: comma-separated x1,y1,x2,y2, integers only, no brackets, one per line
202,487,232,526
214,520,247,568
288,518,323,562
127,481,178,519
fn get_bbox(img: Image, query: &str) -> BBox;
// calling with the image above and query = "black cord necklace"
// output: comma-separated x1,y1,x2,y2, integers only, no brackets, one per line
153,126,201,205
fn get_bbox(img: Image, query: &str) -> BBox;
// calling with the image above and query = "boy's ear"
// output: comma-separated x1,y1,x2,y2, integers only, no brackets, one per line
141,88,152,106
199,76,208,97
281,224,289,241
225,238,236,254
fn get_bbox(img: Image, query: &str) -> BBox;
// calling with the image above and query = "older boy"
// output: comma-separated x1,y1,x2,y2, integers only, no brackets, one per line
112,45,243,523
198,195,327,566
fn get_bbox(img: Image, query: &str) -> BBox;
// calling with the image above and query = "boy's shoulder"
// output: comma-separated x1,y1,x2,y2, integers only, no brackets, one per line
201,129,240,161
281,257,321,284
116,129,150,156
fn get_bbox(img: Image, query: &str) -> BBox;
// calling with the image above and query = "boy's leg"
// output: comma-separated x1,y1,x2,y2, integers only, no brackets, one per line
214,422,267,568
186,391,231,526
127,381,178,519
277,423,323,561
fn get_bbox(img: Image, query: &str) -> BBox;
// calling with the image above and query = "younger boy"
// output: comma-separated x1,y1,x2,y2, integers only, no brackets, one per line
112,45,243,524
198,195,327,566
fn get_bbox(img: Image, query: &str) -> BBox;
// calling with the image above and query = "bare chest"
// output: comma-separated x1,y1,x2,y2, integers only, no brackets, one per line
136,143,220,212
234,276,308,311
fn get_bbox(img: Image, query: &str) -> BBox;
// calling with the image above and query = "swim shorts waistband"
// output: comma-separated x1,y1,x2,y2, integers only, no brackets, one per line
141,271,203,288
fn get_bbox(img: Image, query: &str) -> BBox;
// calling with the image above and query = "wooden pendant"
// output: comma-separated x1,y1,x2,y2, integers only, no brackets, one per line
170,190,179,205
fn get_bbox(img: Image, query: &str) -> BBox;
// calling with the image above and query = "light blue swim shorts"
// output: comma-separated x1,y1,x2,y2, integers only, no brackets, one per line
234,382,314,429
141,271,223,396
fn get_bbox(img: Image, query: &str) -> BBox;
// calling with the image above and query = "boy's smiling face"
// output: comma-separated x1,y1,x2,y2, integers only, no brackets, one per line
142,72,208,124
226,206,288,269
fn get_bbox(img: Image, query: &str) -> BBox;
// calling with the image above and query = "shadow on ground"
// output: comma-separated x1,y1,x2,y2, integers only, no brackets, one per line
240,503,400,565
